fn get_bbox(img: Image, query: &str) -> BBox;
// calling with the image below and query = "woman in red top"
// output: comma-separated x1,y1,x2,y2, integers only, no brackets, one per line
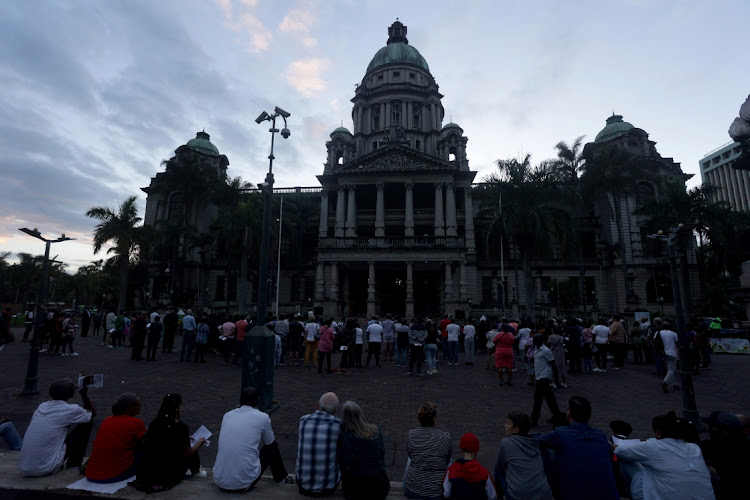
317,320,335,374
86,393,145,483
494,326,516,386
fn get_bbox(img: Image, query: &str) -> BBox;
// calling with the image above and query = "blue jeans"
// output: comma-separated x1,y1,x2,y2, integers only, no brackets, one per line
448,341,458,364
464,338,475,363
180,330,195,361
663,355,677,385
0,421,22,450
395,345,408,366
424,344,438,371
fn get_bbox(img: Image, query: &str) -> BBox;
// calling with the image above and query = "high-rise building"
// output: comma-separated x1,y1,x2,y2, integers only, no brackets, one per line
699,141,750,211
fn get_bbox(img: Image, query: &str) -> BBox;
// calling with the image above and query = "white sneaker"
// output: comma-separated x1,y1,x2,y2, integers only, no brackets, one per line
61,353,68,356
592,368,601,372
194,470,207,478
551,383,558,389
71,352,79,356
561,383,568,388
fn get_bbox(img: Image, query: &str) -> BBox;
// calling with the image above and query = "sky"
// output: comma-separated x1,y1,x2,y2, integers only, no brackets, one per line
1,0,748,272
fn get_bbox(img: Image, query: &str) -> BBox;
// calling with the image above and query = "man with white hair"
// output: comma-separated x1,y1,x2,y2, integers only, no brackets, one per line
180,309,196,362
296,392,341,496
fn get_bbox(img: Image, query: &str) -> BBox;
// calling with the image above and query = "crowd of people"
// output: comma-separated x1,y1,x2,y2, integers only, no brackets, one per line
4,377,748,499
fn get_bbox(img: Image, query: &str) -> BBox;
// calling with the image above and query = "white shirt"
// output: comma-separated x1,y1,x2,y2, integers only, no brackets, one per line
330,321,338,333
446,323,460,341
517,327,531,345
592,324,611,344
659,329,679,358
304,322,320,341
213,405,275,490
18,400,92,476
367,323,383,342
462,324,476,340
355,328,364,344
615,438,714,500
533,345,555,381
149,312,159,323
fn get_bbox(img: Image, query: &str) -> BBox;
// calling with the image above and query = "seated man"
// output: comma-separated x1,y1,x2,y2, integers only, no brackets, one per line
536,396,618,500
0,417,22,451
213,387,293,491
18,377,96,476
296,392,341,496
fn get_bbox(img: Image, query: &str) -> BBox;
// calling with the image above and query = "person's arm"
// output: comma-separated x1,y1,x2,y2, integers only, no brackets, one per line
442,467,452,498
485,472,499,500
494,441,506,498
79,376,96,418
613,440,651,464
186,437,206,458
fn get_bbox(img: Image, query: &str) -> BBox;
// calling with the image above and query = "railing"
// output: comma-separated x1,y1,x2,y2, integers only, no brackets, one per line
240,186,322,195
703,141,738,159
318,236,464,249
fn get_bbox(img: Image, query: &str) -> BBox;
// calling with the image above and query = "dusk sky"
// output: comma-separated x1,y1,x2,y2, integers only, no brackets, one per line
1,0,748,272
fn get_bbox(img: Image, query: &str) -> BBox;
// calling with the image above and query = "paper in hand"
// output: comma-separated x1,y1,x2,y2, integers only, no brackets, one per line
190,425,212,447
612,436,640,447
78,374,104,390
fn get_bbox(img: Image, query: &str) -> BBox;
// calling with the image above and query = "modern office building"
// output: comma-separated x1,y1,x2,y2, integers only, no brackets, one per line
700,141,750,211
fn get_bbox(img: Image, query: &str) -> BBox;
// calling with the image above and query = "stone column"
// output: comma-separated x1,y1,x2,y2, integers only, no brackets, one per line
445,182,457,236
459,261,467,302
464,188,475,253
375,181,385,237
434,183,445,237
335,186,346,237
318,191,328,238
330,263,339,301
345,185,357,237
406,262,414,319
405,181,414,237
444,261,453,304
315,263,325,301
367,262,376,318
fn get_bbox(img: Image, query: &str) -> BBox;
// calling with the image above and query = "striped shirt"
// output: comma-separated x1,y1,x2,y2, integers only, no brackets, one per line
404,426,452,498
296,410,341,492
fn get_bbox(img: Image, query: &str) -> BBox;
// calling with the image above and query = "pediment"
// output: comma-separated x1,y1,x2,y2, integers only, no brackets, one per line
334,145,454,174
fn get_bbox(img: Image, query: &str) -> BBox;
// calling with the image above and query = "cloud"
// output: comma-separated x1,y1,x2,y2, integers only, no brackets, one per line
213,0,272,53
285,58,331,96
279,3,318,48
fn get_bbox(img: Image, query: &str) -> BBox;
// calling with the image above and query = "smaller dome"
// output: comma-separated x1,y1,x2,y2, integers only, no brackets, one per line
442,122,462,131
595,115,634,143
331,126,352,136
186,131,220,156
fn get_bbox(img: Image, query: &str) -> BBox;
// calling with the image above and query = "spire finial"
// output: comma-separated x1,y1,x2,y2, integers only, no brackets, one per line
341,120,343,127
387,19,408,45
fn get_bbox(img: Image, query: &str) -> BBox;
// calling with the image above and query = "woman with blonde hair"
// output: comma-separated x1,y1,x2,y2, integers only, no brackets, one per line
337,401,389,500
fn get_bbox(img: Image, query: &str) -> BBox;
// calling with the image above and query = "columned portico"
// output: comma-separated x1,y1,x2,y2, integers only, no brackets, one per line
330,263,339,301
405,181,414,237
335,186,346,237
464,188,475,253
434,183,445,236
406,261,414,318
445,182,457,236
375,182,385,237
367,262,376,317
315,263,325,302
444,261,453,303
345,185,357,237
319,190,328,238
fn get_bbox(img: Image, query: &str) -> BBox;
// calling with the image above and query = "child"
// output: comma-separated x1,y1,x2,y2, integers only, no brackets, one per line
443,432,497,500
582,329,594,373
629,321,643,365
495,411,552,500
354,325,364,368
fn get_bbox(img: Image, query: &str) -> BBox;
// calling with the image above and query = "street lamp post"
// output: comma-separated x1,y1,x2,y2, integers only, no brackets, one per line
18,228,74,396
243,107,290,412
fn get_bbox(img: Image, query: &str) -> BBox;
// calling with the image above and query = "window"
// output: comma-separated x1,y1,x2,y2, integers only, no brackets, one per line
393,71,400,78
215,275,226,301
413,108,421,129
448,146,457,162
372,141,378,150
168,193,185,221
372,106,380,130
338,156,344,165
416,140,421,150
646,276,673,304
482,277,493,304
635,182,655,206
378,73,384,80
304,276,315,302
227,274,237,302
391,101,401,126
409,72,415,79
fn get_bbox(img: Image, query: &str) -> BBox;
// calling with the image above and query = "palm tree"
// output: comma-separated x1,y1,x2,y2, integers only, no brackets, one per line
86,196,148,311
484,155,574,314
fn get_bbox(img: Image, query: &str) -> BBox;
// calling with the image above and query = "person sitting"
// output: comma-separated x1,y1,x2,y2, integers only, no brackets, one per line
85,393,145,483
615,411,714,500
536,396,618,500
336,401,389,500
18,377,96,476
443,432,497,500
0,417,23,451
133,393,205,493
700,410,749,499
296,392,342,496
495,410,551,500
213,386,293,491
403,401,452,500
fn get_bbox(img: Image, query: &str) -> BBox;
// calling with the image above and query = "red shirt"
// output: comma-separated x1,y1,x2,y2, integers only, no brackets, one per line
86,415,145,480
440,318,451,337
235,319,249,341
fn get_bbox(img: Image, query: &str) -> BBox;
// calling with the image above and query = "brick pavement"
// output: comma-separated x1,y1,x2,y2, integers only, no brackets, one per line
1,328,749,481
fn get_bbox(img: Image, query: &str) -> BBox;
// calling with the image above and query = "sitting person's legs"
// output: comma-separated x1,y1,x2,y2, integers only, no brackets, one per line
0,420,23,451
64,420,94,468
254,440,289,486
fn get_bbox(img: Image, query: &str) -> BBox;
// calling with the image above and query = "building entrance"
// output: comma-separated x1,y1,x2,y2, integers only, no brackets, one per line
376,268,406,316
413,270,441,318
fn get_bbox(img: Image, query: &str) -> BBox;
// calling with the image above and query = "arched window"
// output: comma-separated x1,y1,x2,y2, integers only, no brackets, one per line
448,146,457,162
636,182,655,206
168,193,185,221
372,106,380,130
338,155,344,165
646,275,673,304
391,101,401,126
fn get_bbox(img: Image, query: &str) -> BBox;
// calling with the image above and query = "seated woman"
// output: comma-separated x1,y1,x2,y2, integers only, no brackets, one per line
85,393,145,483
403,402,452,500
614,411,714,500
337,401,389,500
133,394,206,493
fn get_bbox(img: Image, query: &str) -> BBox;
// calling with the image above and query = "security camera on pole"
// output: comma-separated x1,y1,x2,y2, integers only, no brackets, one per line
243,107,291,412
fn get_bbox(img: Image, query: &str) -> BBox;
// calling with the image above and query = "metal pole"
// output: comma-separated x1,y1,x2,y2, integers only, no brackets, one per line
256,116,276,327
499,190,506,317
668,234,699,426
275,196,283,316
21,241,51,396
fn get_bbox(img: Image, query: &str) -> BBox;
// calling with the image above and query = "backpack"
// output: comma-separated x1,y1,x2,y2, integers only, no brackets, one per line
654,330,665,356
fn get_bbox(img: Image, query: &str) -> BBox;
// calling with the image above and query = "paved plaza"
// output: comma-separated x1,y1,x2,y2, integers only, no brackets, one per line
1,328,749,481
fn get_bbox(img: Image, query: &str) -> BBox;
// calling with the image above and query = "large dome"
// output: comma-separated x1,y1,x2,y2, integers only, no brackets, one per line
365,20,429,76
186,131,220,156
595,115,634,143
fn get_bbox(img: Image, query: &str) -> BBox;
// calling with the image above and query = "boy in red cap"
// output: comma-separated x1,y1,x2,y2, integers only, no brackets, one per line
442,432,497,499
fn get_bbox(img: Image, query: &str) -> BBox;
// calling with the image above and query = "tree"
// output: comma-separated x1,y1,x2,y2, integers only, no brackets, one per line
484,155,574,314
86,196,148,311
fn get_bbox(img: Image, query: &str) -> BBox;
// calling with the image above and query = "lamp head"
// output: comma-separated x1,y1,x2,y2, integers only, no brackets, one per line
274,106,291,119
280,127,291,139
255,111,270,124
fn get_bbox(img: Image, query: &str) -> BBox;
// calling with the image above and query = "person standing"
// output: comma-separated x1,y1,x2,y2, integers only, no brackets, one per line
220,317,236,365
23,309,34,342
130,312,148,361
80,306,91,337
162,309,178,353
494,325,515,386
354,322,364,368
61,317,79,356
462,319,476,366
609,316,627,369
288,314,304,366
408,318,427,376
629,321,644,365
318,320,335,374
439,314,451,362
592,319,610,372
233,315,248,365
339,319,356,372
104,310,117,348
382,314,395,362
446,318,460,366
564,319,582,374
180,310,196,363
113,310,126,349
275,314,289,365
530,334,560,427
304,317,321,367
92,309,102,337
194,316,209,363
424,319,439,375
366,317,383,368
296,392,342,496
146,316,162,362
657,322,680,393
395,319,410,368
547,327,567,388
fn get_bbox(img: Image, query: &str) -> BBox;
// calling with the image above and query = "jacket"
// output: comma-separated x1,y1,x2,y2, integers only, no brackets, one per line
495,435,552,500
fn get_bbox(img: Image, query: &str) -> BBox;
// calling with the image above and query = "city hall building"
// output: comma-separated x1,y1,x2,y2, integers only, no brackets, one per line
142,21,698,320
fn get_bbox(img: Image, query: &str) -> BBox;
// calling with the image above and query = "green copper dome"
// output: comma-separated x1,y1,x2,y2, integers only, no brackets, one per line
595,115,634,143
366,20,429,76
332,126,352,135
186,131,220,156
442,122,462,130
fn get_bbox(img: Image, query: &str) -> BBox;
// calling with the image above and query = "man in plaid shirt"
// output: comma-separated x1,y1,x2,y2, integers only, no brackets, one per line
296,392,341,496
